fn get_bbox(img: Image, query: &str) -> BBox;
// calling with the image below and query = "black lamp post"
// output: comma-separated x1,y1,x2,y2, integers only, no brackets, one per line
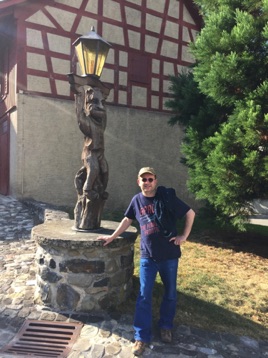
68,28,112,230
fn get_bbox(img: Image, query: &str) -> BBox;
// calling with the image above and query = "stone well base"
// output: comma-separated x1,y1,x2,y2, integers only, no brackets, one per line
32,220,137,312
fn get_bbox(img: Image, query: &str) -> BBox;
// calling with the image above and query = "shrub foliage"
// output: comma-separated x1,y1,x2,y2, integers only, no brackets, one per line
167,0,268,229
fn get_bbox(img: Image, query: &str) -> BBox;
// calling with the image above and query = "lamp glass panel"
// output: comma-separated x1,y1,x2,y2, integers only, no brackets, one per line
94,41,110,77
82,42,97,75
75,42,88,75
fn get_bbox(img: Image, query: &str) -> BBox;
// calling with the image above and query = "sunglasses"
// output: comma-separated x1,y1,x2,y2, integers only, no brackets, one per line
141,178,155,183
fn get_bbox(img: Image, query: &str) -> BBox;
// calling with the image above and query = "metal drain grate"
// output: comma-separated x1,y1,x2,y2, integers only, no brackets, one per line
1,319,83,357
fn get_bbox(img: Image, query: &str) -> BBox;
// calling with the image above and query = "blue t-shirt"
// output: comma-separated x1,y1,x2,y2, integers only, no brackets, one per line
124,191,190,261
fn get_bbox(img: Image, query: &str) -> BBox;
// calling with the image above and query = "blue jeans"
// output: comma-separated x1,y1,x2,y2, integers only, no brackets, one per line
133,257,179,343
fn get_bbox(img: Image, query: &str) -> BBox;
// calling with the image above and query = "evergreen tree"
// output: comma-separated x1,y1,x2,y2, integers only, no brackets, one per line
167,0,268,230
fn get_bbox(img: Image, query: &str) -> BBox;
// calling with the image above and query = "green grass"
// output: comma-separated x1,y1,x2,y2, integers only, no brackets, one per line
177,238,268,339
106,211,268,341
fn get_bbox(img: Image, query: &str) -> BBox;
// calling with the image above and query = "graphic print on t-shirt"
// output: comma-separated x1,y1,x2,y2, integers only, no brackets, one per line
139,202,160,237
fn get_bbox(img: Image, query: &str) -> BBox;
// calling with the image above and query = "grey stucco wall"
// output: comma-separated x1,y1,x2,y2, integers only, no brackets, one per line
11,93,198,213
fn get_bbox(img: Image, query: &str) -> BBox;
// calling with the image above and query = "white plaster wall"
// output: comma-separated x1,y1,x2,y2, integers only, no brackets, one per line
9,109,18,196
13,94,198,213
14,93,80,206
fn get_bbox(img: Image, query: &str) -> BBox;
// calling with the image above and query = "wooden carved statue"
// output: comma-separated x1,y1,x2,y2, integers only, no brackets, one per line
68,74,110,230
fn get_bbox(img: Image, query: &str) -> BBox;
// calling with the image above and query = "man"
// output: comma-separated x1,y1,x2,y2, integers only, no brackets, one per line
98,167,195,356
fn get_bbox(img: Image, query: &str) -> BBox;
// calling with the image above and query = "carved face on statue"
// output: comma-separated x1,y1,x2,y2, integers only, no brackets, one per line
84,86,106,122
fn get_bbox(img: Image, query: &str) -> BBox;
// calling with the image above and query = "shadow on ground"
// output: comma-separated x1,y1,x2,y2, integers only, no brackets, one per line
189,228,268,259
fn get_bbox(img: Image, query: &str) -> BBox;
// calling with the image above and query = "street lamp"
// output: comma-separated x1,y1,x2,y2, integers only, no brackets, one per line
68,28,112,230
73,26,111,78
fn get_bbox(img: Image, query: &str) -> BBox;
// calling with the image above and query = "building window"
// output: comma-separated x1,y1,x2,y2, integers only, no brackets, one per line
129,52,151,85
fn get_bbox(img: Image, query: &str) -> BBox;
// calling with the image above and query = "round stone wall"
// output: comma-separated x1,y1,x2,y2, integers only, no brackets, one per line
32,219,138,312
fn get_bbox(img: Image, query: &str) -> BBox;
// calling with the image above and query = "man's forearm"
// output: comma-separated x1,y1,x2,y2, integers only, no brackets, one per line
182,209,195,239
110,217,133,239
98,217,133,246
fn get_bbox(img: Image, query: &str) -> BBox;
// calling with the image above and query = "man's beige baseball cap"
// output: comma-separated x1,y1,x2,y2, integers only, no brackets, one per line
138,167,157,177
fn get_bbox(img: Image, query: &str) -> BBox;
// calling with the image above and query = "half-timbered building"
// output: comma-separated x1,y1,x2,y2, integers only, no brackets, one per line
0,0,201,211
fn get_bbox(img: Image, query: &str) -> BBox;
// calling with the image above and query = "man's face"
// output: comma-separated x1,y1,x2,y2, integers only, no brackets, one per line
137,174,157,197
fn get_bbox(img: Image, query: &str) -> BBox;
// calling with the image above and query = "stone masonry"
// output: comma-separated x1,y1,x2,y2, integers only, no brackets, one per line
33,219,138,312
